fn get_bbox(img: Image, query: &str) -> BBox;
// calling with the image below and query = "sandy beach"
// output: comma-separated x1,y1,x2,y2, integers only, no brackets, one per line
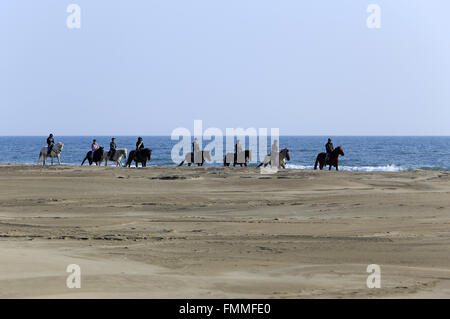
0,164,449,298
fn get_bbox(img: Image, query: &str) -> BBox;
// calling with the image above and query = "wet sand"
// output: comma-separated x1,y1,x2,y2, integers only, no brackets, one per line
0,164,449,298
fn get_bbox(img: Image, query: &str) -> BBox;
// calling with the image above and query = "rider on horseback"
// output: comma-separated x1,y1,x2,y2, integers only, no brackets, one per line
109,137,117,160
235,140,244,163
47,134,55,155
90,139,99,162
271,139,279,168
325,138,334,164
192,138,201,163
136,137,144,156
235,140,243,153
192,138,200,153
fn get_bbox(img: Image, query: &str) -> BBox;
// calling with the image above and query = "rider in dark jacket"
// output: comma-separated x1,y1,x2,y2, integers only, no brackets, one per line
109,138,117,160
325,138,334,163
136,137,144,152
47,134,55,155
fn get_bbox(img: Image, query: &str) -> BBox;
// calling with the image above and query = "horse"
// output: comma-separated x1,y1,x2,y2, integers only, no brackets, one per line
125,148,152,167
81,147,105,166
178,151,212,166
223,150,252,167
257,148,291,169
38,142,64,165
314,146,345,170
101,148,127,167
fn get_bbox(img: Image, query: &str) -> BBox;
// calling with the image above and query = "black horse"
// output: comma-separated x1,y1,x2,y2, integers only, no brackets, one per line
223,150,252,167
125,148,152,167
81,147,104,166
314,146,345,170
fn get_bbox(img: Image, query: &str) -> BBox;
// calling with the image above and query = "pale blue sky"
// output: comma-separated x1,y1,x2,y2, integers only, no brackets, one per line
0,1,449,135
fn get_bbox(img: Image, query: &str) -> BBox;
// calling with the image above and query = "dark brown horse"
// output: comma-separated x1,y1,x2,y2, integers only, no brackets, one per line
223,150,252,167
81,147,104,166
314,146,344,170
125,148,152,167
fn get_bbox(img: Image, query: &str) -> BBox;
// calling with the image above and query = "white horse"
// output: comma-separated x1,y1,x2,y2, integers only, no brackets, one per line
178,151,212,166
100,148,127,167
257,148,291,169
38,142,64,165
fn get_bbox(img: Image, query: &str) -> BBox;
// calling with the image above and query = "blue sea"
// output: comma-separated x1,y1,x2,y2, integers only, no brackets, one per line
0,136,449,171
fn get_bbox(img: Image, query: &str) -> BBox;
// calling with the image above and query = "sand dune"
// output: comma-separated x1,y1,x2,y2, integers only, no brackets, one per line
0,164,449,298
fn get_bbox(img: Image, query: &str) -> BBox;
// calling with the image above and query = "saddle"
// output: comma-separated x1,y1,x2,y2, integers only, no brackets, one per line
136,149,145,159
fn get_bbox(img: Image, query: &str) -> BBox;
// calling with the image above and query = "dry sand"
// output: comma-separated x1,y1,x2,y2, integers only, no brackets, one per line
0,164,449,298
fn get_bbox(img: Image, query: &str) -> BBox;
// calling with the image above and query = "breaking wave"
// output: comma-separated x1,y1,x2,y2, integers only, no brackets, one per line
285,164,410,172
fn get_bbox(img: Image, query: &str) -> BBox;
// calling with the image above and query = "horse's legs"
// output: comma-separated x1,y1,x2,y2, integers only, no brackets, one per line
51,157,54,165
43,155,46,166
188,163,191,167
57,155,61,165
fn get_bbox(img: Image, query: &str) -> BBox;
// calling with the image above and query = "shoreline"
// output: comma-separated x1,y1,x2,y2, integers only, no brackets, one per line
0,163,448,173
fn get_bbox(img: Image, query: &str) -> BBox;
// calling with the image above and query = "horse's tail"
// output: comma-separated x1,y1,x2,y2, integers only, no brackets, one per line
38,152,42,164
256,162,263,168
178,160,185,167
81,156,88,166
314,155,319,170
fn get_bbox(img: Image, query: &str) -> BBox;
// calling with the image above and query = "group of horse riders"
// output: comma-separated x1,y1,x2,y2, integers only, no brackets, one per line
46,134,145,161
44,133,339,169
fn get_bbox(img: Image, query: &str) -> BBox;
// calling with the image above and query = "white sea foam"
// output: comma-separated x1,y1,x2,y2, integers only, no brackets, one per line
285,163,409,172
